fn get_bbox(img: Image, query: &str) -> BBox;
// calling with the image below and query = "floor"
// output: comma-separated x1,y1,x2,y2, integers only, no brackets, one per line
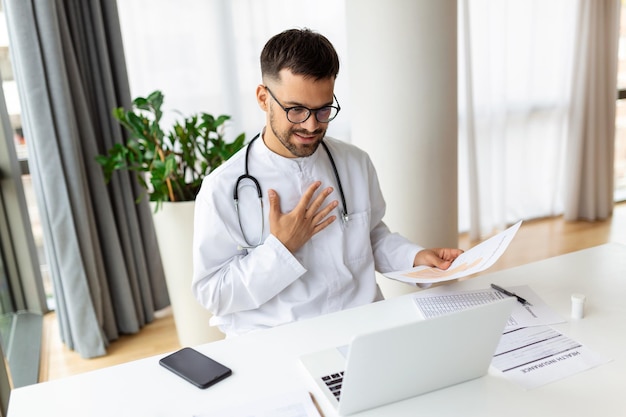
40,307,180,382
40,202,626,382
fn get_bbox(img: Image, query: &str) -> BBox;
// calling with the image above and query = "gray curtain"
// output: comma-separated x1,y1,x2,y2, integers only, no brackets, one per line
4,0,170,358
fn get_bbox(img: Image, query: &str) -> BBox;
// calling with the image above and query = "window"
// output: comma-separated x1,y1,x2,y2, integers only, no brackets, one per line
0,4,47,389
0,7,51,310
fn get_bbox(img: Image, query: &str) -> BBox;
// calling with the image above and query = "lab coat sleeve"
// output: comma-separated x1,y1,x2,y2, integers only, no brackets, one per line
191,179,306,317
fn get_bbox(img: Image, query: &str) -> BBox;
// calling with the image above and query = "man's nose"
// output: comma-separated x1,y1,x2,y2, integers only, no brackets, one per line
300,113,321,131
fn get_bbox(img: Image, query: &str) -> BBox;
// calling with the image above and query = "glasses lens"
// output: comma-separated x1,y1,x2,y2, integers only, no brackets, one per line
285,105,339,123
315,107,338,123
286,107,310,123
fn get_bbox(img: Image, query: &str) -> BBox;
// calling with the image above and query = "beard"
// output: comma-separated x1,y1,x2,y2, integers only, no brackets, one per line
269,108,327,158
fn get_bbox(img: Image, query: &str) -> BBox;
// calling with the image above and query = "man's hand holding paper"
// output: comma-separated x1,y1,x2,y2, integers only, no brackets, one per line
385,221,523,284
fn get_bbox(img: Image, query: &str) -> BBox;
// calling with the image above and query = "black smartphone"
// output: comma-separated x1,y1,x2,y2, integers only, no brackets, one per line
159,347,232,389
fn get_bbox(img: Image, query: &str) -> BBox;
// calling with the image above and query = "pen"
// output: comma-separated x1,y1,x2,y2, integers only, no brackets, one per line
490,283,529,305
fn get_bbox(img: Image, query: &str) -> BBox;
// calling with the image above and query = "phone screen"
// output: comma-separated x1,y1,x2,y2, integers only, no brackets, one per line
159,347,232,389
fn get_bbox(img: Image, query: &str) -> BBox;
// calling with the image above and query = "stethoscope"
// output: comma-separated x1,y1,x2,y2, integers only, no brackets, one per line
233,133,348,249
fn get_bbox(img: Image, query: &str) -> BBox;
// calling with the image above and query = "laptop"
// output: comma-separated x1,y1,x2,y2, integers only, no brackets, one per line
300,297,515,415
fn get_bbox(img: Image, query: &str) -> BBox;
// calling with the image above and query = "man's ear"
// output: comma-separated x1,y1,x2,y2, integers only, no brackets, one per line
256,84,269,111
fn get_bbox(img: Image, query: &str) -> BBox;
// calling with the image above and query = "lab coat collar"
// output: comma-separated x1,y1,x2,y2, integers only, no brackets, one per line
256,131,322,173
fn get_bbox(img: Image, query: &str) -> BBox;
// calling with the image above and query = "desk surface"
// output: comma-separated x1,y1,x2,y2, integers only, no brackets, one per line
8,243,626,416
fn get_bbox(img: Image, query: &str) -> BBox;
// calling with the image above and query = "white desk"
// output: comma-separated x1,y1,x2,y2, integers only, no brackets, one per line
8,243,626,416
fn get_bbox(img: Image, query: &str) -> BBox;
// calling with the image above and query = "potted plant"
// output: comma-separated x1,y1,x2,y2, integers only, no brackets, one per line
97,90,245,211
97,90,245,346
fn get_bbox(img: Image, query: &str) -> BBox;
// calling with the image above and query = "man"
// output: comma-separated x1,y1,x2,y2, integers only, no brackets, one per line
192,28,462,336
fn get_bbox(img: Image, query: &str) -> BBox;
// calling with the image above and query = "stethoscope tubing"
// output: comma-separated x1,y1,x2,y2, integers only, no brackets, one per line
233,133,348,249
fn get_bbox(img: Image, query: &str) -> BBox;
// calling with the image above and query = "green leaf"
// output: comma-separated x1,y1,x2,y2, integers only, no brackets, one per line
98,90,245,211
133,97,149,110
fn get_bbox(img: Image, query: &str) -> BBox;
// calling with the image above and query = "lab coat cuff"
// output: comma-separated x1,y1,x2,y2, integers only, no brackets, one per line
264,234,307,276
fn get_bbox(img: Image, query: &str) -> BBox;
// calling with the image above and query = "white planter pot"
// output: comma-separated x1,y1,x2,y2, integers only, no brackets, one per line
151,201,224,346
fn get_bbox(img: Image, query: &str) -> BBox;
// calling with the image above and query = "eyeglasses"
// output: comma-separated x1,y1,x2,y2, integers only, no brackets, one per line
264,86,341,124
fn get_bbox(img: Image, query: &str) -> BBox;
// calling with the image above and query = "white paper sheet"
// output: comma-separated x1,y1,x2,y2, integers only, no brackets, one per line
412,285,565,329
385,220,522,284
491,326,610,389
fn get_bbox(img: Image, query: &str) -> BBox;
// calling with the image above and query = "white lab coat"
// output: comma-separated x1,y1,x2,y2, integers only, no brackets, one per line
192,135,423,336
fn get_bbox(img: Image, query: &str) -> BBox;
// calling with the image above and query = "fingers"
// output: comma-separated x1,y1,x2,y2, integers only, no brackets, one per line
268,183,338,253
295,181,323,215
284,181,337,222
308,185,338,222
414,248,464,269
268,189,281,224
435,248,464,262
432,257,453,270
313,213,338,234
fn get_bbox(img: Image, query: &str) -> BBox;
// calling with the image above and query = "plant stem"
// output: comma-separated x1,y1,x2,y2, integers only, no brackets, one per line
156,147,176,202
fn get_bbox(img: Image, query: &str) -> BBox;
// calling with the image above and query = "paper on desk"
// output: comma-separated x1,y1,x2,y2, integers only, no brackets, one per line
385,220,522,284
491,325,610,389
411,288,609,389
194,390,322,417
412,285,565,329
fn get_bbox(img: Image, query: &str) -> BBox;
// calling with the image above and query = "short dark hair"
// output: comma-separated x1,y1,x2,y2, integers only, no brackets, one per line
260,28,340,82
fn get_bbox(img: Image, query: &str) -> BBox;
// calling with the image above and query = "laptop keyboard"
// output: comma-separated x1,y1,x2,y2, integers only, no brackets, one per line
321,371,344,401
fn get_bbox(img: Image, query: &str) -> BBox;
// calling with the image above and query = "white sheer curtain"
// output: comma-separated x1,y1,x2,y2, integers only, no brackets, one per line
116,0,351,144
564,0,620,221
117,0,620,242
459,0,578,240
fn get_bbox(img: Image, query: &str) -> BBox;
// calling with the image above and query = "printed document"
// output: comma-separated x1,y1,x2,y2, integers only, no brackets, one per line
412,285,565,329
385,221,522,284
492,326,610,389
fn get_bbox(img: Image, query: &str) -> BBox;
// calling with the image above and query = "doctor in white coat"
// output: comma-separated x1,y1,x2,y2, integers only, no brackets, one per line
192,28,463,337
